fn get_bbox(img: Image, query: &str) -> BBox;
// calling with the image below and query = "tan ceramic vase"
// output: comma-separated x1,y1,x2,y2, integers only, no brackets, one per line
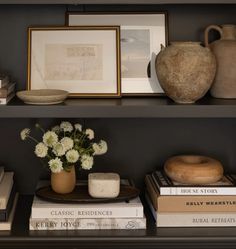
51,165,76,194
205,24,236,98
155,42,216,104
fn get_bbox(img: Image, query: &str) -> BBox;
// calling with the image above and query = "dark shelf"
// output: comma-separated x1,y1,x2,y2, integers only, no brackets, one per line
0,195,234,249
1,0,236,4
2,96,236,118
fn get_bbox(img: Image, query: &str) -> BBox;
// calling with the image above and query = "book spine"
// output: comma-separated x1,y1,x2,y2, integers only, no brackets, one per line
31,206,143,219
29,217,146,230
159,187,236,196
0,83,15,98
157,212,236,227
145,175,158,210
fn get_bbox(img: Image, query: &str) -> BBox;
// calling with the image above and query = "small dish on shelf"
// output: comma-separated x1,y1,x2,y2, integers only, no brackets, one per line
16,89,69,105
35,184,140,204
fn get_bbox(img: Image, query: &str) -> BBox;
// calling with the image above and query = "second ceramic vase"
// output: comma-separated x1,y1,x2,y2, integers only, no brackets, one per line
205,24,236,98
155,42,216,104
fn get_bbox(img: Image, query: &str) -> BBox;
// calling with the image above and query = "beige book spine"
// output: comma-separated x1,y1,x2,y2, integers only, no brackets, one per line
0,172,14,209
145,175,236,212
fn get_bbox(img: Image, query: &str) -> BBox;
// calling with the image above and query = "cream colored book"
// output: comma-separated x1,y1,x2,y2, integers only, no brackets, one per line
29,216,146,230
0,172,14,209
0,193,18,230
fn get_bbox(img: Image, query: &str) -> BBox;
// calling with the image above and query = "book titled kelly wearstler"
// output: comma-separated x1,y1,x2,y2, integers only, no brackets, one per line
31,196,143,219
29,216,146,230
152,171,236,195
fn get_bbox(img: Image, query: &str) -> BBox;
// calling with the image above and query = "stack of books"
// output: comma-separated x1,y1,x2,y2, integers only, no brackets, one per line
0,74,15,105
0,167,18,230
29,180,146,230
145,170,236,227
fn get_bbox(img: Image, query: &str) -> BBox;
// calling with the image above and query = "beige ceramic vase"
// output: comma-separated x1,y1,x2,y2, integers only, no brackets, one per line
205,24,236,98
51,165,76,194
155,42,216,104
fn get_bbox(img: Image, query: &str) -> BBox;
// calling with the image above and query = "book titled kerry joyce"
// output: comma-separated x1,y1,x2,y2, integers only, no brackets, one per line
29,216,146,230
152,171,236,196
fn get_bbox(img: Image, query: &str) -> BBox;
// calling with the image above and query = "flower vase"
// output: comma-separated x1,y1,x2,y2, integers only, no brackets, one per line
51,165,76,194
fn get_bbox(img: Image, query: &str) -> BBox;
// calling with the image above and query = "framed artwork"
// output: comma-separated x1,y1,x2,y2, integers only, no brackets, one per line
66,12,168,96
27,26,121,97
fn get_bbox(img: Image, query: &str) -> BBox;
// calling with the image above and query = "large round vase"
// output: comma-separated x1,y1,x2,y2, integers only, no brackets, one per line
155,42,216,104
205,24,236,98
51,165,76,194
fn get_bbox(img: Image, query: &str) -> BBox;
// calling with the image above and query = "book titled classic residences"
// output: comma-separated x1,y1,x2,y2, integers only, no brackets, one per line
152,171,236,195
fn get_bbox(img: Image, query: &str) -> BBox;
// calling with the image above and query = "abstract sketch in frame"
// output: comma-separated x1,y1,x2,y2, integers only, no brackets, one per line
67,12,168,96
27,26,121,98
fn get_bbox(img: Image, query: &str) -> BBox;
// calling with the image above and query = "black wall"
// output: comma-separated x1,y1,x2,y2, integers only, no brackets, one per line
0,4,236,193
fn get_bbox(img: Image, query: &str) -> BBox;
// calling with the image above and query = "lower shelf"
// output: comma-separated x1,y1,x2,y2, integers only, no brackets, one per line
0,195,236,249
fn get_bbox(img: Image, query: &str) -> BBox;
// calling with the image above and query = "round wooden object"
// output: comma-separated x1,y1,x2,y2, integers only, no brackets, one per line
164,155,224,184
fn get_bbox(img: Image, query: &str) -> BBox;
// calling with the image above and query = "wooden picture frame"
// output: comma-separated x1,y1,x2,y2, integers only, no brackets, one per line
27,26,121,98
66,12,168,96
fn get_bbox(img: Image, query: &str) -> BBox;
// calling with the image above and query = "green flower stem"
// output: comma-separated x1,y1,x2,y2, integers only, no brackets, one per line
35,124,45,134
27,135,39,144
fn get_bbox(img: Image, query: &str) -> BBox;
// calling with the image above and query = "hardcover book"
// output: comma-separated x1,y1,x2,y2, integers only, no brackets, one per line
31,180,143,219
0,183,16,221
0,172,14,209
0,92,15,105
152,170,236,195
0,75,9,88
0,193,18,231
145,174,236,212
29,216,146,230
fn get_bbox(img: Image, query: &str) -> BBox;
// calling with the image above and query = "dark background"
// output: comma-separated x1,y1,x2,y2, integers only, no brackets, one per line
0,4,236,193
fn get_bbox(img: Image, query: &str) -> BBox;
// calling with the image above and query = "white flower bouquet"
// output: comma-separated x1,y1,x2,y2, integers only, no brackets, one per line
20,121,108,173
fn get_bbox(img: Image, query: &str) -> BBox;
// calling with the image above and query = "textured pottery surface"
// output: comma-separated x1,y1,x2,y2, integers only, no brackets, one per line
155,42,216,103
205,24,236,98
16,89,69,105
51,165,76,194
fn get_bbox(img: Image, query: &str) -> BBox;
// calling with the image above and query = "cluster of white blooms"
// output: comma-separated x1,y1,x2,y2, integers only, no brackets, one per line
34,142,48,158
43,131,58,148
20,128,31,140
85,129,94,140
49,157,63,173
92,140,108,155
21,121,108,174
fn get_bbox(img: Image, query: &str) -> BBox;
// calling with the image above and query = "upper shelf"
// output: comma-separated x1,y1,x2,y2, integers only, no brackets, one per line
1,0,236,4
1,96,236,118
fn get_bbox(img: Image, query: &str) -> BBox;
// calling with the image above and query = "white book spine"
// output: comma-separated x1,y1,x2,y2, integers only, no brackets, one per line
31,206,143,219
160,187,236,196
29,217,146,230
157,212,236,227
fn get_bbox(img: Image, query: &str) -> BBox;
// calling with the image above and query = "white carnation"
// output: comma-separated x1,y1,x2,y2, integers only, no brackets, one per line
34,142,48,158
85,129,94,140
74,123,82,131
61,137,74,151
92,140,108,155
53,142,66,157
20,128,30,140
66,149,79,163
52,125,60,133
49,158,63,173
81,154,94,170
43,131,58,148
60,121,73,132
